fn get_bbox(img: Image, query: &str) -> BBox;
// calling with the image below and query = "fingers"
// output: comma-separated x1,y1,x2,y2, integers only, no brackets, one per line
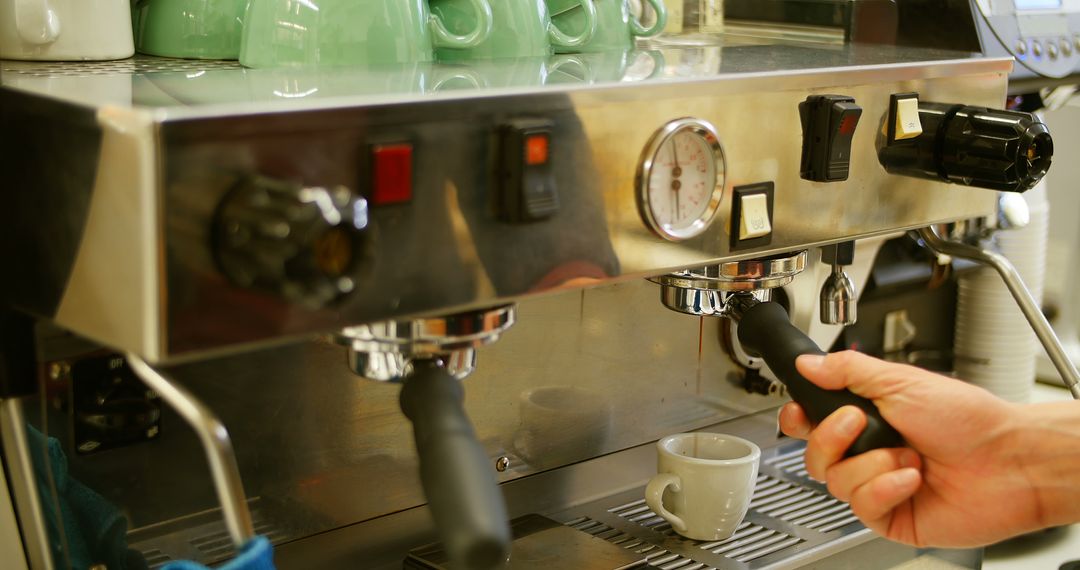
804,406,866,480
848,468,922,526
795,351,937,400
778,402,811,439
824,448,921,502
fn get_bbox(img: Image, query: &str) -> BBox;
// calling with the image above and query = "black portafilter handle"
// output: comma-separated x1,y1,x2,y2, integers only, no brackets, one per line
400,360,511,570
736,301,904,456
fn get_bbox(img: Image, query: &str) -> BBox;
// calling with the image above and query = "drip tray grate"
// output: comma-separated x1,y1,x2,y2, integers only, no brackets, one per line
555,441,871,569
128,499,291,569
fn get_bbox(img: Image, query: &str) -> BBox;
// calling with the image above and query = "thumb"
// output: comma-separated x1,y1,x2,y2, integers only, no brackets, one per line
795,350,930,401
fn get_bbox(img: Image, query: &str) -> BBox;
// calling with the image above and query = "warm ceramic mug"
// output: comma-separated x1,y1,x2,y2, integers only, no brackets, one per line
431,0,597,60
131,0,246,59
550,0,666,53
645,432,760,541
240,0,494,68
0,0,133,61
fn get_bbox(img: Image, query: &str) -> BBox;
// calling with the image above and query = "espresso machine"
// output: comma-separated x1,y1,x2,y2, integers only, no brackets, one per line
2,1,1078,569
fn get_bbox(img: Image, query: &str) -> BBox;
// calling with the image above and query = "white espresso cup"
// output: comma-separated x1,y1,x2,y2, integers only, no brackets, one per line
645,432,760,541
0,0,134,61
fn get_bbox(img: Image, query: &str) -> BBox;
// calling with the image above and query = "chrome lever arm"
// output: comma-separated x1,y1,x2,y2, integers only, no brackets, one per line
916,227,1080,399
126,354,255,548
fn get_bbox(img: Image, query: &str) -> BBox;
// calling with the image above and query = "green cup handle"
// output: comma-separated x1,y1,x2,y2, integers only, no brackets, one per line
629,0,667,38
429,0,494,49
548,0,597,49
546,55,590,84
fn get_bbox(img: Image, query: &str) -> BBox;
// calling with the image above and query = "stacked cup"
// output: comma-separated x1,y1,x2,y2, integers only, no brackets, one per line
954,182,1051,403
1,0,670,67
0,0,134,61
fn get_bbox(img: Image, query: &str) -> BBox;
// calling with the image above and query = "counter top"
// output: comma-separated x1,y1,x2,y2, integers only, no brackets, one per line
0,42,1005,120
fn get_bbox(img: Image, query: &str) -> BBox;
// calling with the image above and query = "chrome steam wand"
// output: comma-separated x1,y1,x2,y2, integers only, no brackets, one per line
916,227,1080,399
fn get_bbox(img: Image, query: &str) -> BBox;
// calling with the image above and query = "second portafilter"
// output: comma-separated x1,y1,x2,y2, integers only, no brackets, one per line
653,251,903,455
335,305,516,570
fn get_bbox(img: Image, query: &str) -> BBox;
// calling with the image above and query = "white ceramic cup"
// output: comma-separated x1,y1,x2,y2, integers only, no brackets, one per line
0,0,134,61
645,432,760,541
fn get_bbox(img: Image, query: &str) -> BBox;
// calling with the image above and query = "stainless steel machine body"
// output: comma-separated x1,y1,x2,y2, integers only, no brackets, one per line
1,46,1003,363
0,24,1021,570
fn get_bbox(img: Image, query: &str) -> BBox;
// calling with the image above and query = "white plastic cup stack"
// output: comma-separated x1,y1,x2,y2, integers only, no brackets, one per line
954,181,1050,403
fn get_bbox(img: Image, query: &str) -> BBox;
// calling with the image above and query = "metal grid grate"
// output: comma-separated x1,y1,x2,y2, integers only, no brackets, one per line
186,518,287,563
750,475,860,533
605,497,805,565
132,501,288,569
763,447,811,478
1,56,242,77
554,445,867,569
142,549,172,567
565,516,713,570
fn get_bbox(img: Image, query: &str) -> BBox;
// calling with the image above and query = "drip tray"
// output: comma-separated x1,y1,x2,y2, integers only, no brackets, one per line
406,514,653,569
548,442,872,569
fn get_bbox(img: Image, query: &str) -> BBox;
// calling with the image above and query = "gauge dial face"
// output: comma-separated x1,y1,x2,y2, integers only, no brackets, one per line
637,119,726,241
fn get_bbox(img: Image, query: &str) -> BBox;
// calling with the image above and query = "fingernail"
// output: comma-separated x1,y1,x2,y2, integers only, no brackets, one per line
899,450,918,468
835,407,862,436
892,468,920,489
796,354,826,372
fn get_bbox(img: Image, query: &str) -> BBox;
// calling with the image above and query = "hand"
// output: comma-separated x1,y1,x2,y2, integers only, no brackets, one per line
778,351,1042,548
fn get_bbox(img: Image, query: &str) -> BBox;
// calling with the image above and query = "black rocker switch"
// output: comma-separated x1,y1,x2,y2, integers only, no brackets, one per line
497,119,559,222
800,95,862,182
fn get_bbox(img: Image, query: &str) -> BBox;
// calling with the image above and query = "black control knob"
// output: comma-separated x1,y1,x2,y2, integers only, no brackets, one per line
879,102,1052,193
214,177,369,307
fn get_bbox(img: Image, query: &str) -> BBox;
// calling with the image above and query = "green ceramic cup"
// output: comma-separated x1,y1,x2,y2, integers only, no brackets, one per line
431,0,597,60
550,0,666,53
132,0,246,59
240,0,494,68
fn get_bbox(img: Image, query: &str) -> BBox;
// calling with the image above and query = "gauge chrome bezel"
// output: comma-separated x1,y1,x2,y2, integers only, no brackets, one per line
635,117,727,242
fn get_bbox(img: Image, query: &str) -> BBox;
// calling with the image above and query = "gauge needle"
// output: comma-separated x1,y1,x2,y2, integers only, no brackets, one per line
671,142,681,217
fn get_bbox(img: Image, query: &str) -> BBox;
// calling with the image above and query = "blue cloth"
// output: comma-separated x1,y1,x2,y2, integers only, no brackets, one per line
26,425,130,570
162,537,275,570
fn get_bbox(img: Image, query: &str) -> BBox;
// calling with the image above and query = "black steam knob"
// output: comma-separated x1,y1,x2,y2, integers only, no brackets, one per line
878,102,1052,193
214,176,369,307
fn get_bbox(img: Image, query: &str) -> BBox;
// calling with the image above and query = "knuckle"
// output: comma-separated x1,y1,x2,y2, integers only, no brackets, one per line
869,449,899,471
829,350,858,369
824,467,850,502
806,428,832,457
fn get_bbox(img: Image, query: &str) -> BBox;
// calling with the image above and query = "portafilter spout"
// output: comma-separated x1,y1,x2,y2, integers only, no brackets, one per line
916,227,1080,399
335,305,516,570
653,252,905,456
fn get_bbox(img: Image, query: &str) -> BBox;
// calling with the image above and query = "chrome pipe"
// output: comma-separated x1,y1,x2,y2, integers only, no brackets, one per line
0,398,54,570
916,227,1080,399
125,354,255,547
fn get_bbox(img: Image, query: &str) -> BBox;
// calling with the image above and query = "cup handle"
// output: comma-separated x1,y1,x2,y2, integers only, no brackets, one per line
14,0,61,45
432,69,486,92
629,0,667,38
429,0,494,49
546,55,590,84
644,472,687,534
547,0,597,49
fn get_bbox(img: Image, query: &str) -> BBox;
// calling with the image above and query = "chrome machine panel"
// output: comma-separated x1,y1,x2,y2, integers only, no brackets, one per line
0,45,1006,362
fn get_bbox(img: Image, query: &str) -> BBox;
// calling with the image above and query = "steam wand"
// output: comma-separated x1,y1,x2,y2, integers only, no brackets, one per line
916,227,1080,399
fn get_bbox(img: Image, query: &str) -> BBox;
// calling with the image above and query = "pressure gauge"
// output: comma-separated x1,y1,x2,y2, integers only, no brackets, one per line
636,118,726,241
